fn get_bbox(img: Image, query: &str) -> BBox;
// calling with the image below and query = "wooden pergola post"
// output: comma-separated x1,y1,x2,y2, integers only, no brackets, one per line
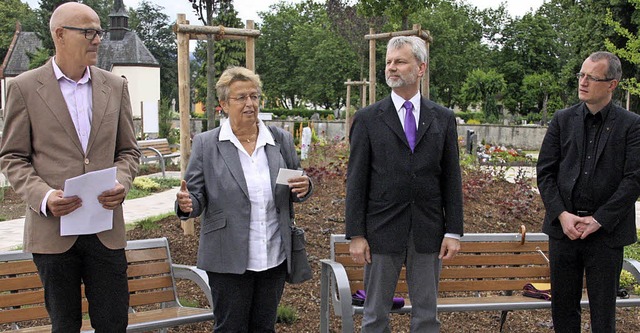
365,24,433,104
174,16,260,235
344,79,370,141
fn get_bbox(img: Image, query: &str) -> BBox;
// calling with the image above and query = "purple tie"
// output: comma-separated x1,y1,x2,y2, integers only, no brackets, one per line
403,101,416,151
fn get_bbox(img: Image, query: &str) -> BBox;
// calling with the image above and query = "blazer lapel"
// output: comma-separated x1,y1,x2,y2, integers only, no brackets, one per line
35,61,84,154
595,106,616,163
86,68,111,156
265,142,282,197
217,140,250,199
572,106,585,163
416,98,436,145
379,97,410,149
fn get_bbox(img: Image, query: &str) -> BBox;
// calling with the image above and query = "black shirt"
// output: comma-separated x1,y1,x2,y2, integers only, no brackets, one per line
572,102,611,212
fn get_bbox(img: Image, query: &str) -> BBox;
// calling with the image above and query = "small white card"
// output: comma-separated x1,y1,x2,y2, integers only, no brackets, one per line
276,168,303,185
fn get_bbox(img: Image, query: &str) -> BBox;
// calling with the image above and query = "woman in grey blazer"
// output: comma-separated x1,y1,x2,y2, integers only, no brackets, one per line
175,67,312,331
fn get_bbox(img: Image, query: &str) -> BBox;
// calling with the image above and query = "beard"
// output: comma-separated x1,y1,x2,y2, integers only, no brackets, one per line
386,67,419,88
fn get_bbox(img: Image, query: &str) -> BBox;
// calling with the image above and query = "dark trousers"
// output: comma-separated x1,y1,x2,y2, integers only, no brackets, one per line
549,235,623,333
206,261,287,333
32,234,129,333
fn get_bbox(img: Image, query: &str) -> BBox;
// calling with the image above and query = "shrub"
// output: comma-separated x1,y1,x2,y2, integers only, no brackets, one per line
276,305,298,324
132,177,161,191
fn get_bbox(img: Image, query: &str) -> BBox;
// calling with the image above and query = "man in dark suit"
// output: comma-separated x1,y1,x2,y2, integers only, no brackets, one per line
0,2,139,332
537,51,640,333
346,36,464,332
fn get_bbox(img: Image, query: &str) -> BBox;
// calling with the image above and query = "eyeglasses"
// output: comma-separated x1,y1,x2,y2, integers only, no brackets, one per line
62,26,106,40
229,94,260,103
575,72,614,82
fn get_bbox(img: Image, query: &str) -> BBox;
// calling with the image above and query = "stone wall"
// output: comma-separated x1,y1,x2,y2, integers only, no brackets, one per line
133,119,547,150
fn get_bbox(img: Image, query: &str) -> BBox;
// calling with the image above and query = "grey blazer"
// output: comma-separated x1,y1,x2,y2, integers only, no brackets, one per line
176,126,312,274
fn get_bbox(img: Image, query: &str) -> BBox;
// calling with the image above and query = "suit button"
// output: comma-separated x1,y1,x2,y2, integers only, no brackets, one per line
84,158,90,165
276,208,280,213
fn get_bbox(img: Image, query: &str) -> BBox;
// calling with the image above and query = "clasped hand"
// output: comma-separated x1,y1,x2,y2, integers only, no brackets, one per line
559,211,601,240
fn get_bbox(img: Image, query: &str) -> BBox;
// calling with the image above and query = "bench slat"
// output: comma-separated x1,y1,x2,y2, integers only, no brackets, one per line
0,305,49,324
0,260,38,275
126,247,169,263
0,289,44,308
127,262,171,277
0,275,42,292
130,290,176,307
128,275,174,293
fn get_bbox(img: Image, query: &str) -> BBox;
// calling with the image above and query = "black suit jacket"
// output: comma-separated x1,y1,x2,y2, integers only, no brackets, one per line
345,96,464,254
537,102,640,247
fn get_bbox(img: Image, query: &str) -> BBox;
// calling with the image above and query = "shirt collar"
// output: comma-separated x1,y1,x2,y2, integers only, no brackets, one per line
582,101,611,121
391,91,421,113
52,57,91,84
219,119,276,146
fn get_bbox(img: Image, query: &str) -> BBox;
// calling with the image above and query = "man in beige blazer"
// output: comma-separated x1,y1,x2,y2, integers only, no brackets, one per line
0,3,139,332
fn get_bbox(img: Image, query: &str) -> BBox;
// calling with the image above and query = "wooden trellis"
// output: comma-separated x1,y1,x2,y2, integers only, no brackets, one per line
173,13,260,234
344,79,369,140
366,24,433,104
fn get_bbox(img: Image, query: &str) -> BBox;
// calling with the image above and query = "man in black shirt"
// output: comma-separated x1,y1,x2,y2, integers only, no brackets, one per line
537,51,640,332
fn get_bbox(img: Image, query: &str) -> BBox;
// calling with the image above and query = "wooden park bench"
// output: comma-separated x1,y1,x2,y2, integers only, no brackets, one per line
137,138,180,177
0,237,213,332
320,232,640,332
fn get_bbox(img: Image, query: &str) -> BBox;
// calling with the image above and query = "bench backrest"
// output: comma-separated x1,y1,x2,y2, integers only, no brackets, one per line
0,238,180,327
137,138,173,158
330,233,550,295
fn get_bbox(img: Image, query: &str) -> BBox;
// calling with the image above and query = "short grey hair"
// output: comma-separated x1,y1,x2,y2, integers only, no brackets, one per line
589,51,622,81
216,66,262,102
387,36,428,64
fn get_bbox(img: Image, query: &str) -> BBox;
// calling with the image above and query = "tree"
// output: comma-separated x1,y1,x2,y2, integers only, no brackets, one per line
186,0,231,130
604,0,640,97
521,71,562,125
129,0,178,102
460,69,506,121
192,1,245,106
0,0,36,62
357,0,426,30
289,6,359,109
256,2,309,108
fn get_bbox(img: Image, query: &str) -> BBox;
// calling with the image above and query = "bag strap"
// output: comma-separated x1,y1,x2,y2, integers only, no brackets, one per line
268,125,297,222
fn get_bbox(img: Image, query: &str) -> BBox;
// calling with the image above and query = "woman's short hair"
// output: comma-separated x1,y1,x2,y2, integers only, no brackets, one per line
216,67,262,102
387,36,428,64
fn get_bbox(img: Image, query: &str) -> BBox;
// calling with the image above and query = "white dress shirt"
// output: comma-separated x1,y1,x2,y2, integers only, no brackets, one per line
219,120,285,271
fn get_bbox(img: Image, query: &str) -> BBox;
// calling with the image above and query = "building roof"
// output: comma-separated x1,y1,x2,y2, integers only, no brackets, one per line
3,32,42,77
97,31,159,70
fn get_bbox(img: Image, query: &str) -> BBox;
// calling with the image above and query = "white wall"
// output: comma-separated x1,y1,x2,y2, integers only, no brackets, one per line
111,66,160,118
1,76,14,112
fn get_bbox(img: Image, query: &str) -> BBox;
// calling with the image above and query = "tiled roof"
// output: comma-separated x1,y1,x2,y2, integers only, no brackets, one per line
97,31,159,70
3,32,42,77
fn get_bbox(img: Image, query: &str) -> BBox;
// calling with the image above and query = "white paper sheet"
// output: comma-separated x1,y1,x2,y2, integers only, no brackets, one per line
60,167,117,236
276,168,303,185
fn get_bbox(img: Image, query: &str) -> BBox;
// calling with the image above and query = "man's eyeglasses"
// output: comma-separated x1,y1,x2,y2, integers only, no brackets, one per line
229,94,260,103
575,72,614,82
62,26,106,40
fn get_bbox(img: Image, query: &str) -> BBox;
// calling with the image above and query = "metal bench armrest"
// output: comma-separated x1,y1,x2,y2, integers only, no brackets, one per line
320,259,355,333
623,258,640,283
172,264,213,308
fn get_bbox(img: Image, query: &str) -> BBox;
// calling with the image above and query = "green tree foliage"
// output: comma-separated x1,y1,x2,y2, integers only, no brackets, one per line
521,71,562,124
0,0,36,62
605,0,640,97
357,0,426,30
192,1,245,105
128,0,178,102
413,1,489,109
460,68,506,120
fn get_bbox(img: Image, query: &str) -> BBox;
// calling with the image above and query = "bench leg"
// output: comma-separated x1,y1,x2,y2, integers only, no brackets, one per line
499,310,510,332
320,264,330,333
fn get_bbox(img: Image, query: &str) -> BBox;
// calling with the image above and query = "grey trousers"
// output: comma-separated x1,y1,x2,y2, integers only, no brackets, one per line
362,238,442,333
